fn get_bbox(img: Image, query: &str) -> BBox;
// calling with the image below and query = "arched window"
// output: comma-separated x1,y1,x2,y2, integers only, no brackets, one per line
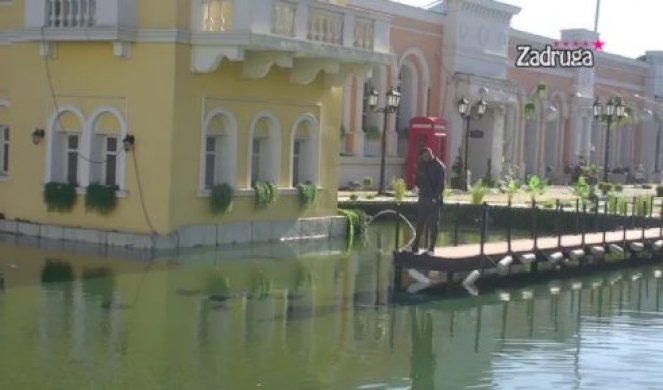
87,109,126,189
290,114,320,187
200,109,238,190
248,112,281,187
46,108,85,185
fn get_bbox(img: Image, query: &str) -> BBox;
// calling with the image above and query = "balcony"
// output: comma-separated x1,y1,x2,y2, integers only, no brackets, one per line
190,0,392,81
22,0,136,42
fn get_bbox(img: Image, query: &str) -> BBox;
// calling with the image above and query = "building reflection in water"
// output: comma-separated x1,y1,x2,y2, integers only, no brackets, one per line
409,307,435,390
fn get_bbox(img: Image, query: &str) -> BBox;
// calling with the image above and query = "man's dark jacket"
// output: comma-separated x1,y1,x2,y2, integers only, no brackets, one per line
416,158,445,200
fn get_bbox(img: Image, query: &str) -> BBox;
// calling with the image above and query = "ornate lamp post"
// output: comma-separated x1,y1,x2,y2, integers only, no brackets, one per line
593,97,625,182
368,86,402,195
457,89,487,188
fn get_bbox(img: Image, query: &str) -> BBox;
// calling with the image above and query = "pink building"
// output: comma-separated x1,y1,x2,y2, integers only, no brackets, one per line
339,0,663,187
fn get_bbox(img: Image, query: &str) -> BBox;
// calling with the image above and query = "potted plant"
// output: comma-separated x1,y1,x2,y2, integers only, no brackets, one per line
296,182,317,209
210,183,233,214
254,181,278,209
85,183,118,215
44,182,77,213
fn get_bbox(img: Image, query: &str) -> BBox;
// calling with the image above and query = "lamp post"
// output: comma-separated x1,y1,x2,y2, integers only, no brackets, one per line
457,89,487,189
368,86,402,195
593,97,625,182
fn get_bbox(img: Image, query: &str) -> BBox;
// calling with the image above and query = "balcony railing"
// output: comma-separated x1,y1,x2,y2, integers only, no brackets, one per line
192,0,390,54
46,0,96,27
25,0,136,30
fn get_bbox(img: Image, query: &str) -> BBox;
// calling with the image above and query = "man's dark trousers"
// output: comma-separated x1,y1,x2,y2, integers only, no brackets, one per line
412,197,440,251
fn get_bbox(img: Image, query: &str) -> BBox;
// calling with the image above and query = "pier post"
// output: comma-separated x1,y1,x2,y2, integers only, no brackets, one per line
453,202,460,246
632,196,637,229
556,199,561,248
393,265,403,292
659,199,663,237
394,219,401,250
602,196,608,245
480,202,488,257
575,198,580,233
507,199,513,253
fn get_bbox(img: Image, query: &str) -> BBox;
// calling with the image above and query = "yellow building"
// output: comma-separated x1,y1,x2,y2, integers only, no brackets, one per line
0,0,392,248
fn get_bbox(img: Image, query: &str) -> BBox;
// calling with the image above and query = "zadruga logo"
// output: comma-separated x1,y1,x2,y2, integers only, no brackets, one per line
515,44,596,68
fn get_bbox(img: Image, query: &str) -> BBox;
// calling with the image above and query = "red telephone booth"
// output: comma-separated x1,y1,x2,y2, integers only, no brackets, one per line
406,117,449,189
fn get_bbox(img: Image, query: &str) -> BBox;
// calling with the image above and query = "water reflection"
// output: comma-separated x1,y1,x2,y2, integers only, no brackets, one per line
1,231,663,389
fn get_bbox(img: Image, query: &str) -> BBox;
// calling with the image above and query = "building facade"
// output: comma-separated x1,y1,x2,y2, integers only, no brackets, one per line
339,0,663,187
0,0,391,248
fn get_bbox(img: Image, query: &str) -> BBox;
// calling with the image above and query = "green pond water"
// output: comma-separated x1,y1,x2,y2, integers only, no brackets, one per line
0,223,663,390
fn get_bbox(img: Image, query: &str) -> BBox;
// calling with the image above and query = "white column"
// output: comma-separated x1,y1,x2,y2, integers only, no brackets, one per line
353,77,365,157
491,105,506,179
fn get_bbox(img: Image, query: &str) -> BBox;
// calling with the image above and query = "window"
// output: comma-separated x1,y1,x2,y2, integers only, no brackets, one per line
205,136,217,189
103,137,118,187
251,138,261,186
66,134,79,185
292,140,302,186
0,126,8,175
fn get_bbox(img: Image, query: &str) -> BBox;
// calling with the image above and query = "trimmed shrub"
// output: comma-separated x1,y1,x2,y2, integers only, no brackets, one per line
362,176,374,190
470,180,489,205
614,184,624,192
657,185,663,197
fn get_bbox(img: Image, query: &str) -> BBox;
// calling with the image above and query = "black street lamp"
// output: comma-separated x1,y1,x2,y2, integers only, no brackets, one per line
593,97,626,182
457,89,487,189
368,86,401,195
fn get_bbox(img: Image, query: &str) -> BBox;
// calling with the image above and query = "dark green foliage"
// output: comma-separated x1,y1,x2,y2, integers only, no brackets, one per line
254,181,278,209
657,185,663,197
364,126,380,139
205,271,231,296
598,182,614,195
296,183,317,209
44,182,77,212
85,183,118,215
641,184,653,190
210,183,233,214
614,184,624,192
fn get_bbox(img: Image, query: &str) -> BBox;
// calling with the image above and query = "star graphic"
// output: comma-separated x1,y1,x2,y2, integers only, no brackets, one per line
573,40,579,47
583,40,589,48
563,41,569,47
593,39,605,51
553,41,559,47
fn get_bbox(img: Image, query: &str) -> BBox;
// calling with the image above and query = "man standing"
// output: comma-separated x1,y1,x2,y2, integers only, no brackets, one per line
411,147,446,255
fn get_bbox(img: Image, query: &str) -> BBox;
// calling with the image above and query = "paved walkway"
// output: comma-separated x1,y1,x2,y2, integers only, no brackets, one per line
434,228,663,259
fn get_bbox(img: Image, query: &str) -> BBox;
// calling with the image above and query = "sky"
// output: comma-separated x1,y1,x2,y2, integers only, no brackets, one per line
397,0,663,59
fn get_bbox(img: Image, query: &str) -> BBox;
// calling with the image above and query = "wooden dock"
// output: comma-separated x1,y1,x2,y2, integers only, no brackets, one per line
393,228,663,276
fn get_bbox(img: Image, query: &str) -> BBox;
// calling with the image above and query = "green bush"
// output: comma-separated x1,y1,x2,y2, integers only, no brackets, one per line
362,176,373,190
363,126,380,140
614,184,624,192
635,196,652,217
617,197,628,215
296,183,317,209
44,182,77,212
210,183,233,214
642,184,653,190
657,185,663,197
254,181,278,209
470,180,489,205
85,183,118,215
392,177,407,201
598,182,614,195
525,175,547,203
498,177,520,202
349,193,358,201
542,199,556,209
606,194,620,214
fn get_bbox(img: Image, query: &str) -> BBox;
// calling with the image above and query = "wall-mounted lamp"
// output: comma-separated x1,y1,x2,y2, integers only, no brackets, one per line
32,129,45,145
122,134,135,151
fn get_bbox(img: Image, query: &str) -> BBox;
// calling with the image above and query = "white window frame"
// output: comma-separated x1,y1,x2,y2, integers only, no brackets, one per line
247,111,281,189
102,136,119,187
0,126,8,176
289,113,320,187
65,133,80,185
85,106,128,191
199,108,238,192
